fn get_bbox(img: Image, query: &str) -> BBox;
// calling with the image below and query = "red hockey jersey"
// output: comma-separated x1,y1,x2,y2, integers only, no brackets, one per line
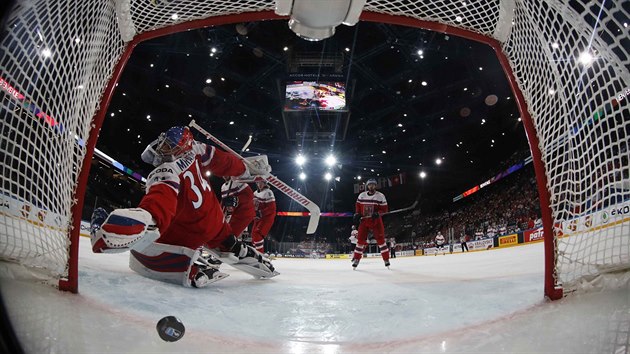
356,190,388,226
139,142,245,249
221,180,255,216
253,187,276,234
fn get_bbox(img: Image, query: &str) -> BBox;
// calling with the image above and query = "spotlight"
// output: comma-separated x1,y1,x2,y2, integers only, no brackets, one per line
325,154,336,167
324,172,332,181
295,154,306,166
299,172,306,180
420,171,427,179
578,51,593,65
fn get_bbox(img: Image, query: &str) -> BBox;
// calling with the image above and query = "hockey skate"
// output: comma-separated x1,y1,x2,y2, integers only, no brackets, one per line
384,260,390,268
351,258,360,270
191,264,229,288
205,245,279,279
199,249,223,266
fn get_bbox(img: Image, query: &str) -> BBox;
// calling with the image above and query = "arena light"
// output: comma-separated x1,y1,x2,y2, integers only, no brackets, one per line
578,51,594,65
324,172,332,181
435,158,442,165
325,154,336,167
295,154,306,166
420,171,427,179
299,172,306,180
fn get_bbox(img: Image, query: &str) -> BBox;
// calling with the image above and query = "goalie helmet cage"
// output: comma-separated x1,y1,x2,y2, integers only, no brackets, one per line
0,1,628,298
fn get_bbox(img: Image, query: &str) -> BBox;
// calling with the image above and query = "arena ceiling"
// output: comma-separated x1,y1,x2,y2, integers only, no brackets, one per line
96,19,529,212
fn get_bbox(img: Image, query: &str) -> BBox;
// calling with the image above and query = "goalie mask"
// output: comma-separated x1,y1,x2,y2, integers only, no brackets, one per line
155,126,194,162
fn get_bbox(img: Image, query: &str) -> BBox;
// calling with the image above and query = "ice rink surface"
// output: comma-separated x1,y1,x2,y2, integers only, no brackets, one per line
1,237,629,353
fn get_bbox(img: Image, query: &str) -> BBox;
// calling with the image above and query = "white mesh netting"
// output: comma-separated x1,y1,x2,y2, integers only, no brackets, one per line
0,0,628,294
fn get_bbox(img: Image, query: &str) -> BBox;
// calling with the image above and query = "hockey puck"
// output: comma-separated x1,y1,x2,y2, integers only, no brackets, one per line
156,316,185,342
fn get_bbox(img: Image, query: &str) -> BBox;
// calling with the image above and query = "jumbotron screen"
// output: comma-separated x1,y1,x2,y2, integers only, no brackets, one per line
284,81,347,111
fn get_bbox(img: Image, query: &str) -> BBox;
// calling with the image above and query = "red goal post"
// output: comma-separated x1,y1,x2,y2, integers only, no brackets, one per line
1,1,628,299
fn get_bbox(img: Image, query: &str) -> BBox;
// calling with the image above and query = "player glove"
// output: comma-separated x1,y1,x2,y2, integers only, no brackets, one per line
371,212,380,219
352,213,361,225
221,196,238,208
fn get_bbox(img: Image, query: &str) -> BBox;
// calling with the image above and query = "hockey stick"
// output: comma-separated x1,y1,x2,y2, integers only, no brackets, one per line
222,134,254,220
240,134,253,153
360,193,420,219
189,120,321,234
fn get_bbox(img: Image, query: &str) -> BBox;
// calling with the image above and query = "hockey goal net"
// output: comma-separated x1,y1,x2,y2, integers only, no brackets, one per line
1,0,628,297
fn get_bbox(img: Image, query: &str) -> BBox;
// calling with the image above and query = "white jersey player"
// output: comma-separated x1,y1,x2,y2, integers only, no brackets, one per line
251,181,276,253
349,225,358,252
486,225,497,238
435,232,446,256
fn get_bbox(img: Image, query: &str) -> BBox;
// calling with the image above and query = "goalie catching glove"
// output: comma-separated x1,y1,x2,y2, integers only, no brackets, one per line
90,207,160,253
236,155,272,181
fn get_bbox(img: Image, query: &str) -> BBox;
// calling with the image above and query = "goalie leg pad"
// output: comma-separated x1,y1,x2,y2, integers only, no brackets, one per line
129,243,229,287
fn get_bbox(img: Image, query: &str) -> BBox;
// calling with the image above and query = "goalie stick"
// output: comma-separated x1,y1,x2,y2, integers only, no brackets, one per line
189,120,321,234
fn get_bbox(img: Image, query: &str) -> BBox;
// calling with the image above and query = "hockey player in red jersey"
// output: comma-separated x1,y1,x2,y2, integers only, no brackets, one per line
90,126,276,288
251,180,276,253
221,176,256,238
352,178,390,269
